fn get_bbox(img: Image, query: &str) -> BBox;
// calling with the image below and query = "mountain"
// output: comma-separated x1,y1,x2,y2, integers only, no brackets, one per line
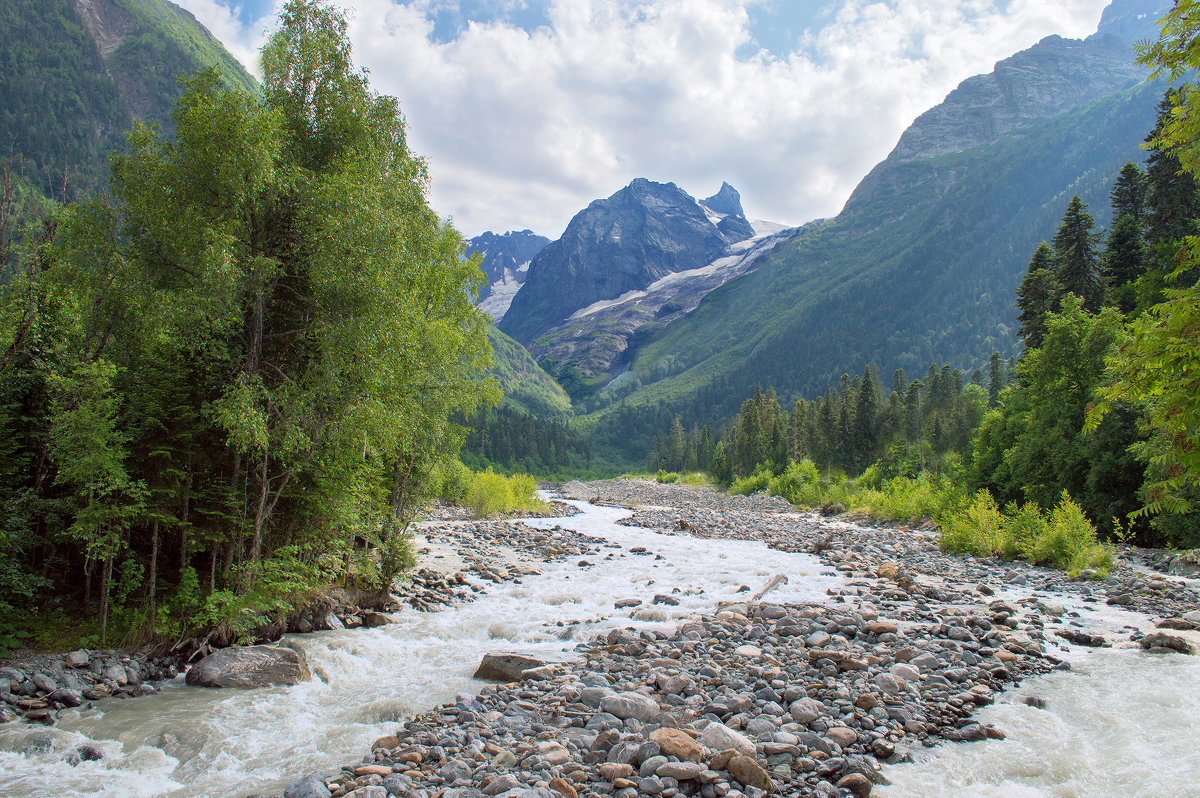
486,326,572,418
496,178,782,398
498,178,755,344
0,0,256,204
582,0,1168,461
467,229,550,321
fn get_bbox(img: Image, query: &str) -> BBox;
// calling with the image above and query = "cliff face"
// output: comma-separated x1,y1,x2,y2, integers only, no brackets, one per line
468,230,550,320
886,35,1144,164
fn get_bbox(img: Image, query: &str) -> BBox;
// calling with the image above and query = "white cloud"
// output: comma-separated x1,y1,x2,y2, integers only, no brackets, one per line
176,0,1113,238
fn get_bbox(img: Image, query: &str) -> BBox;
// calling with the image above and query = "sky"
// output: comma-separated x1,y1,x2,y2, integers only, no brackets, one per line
177,0,1115,238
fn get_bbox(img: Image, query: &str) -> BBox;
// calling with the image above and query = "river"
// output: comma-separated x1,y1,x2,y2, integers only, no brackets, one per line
1,498,1197,798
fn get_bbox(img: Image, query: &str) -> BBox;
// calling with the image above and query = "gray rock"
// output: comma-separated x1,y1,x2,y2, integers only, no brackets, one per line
698,721,755,756
64,651,90,669
283,772,331,796
31,673,57,694
186,645,312,688
48,688,83,708
600,691,659,721
789,697,825,723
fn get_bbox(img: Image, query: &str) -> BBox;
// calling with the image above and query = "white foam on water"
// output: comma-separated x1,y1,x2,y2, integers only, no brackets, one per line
878,583,1200,797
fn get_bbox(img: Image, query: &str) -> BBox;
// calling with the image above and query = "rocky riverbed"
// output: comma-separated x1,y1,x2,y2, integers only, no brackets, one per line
274,479,1199,798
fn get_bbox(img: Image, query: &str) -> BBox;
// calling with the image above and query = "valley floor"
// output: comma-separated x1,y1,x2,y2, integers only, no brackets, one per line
285,479,1200,798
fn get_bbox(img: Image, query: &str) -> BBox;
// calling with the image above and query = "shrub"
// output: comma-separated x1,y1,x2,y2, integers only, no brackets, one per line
730,466,774,496
1002,502,1047,560
1028,491,1114,576
463,467,548,518
940,490,1008,557
655,470,680,484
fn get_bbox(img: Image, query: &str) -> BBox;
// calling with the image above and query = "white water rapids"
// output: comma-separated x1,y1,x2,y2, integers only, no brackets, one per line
0,500,843,797
0,498,1197,798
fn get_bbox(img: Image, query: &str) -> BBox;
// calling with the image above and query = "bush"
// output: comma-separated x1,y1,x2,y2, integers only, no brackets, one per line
940,491,1007,557
655,470,680,484
730,466,774,496
463,467,548,518
1028,491,1114,575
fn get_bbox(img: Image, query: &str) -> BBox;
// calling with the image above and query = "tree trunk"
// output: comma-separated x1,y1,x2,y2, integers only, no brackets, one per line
251,446,269,563
100,557,112,644
148,519,159,618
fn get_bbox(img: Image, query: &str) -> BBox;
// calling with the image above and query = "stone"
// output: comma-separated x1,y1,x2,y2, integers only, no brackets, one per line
101,665,127,686
733,644,761,657
473,654,547,682
826,727,858,747
548,777,578,798
345,788,386,798
789,697,826,723
599,762,635,781
837,773,873,798
361,611,390,628
284,772,332,798
1140,632,1195,654
699,722,755,757
186,645,312,688
650,727,704,762
600,691,659,721
484,775,521,795
726,755,773,793
64,651,90,669
657,761,705,780
32,673,57,694
48,688,83,708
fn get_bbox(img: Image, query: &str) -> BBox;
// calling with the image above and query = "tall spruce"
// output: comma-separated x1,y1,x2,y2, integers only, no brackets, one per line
1016,242,1059,348
1051,195,1102,311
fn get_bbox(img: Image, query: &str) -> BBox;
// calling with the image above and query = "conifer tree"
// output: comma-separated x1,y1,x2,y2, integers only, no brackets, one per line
1110,161,1148,225
1051,195,1102,310
1016,242,1059,348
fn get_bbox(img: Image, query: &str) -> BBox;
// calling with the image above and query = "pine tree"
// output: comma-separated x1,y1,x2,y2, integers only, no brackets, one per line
1101,213,1148,313
1110,161,1148,225
1051,195,1102,310
987,351,1004,408
1016,243,1059,348
1145,92,1200,247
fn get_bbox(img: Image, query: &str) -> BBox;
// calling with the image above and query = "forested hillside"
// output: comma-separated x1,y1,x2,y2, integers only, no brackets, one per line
0,0,255,205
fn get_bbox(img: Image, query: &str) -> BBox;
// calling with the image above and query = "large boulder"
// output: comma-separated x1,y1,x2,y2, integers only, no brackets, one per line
473,654,547,682
186,644,311,688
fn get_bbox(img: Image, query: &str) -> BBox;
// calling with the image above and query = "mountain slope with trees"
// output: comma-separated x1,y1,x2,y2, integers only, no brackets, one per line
0,0,256,208
581,4,1167,463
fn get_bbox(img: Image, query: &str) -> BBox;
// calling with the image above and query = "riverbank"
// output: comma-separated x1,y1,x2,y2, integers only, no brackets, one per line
285,478,1199,798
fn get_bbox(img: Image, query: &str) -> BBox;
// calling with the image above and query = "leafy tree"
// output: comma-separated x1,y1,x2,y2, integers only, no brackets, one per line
987,351,1004,408
1082,3,1200,535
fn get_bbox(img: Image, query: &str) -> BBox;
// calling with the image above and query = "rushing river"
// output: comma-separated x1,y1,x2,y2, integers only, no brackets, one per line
2,498,1198,798
0,499,844,797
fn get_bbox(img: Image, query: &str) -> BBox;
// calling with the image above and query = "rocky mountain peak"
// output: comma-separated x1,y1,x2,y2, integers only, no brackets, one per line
497,178,733,344
1092,0,1169,46
883,29,1148,165
701,182,746,218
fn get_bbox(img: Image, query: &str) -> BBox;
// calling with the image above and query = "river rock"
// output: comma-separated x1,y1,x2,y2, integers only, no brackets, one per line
837,772,873,797
726,754,773,792
600,691,659,721
789,697,826,723
285,771,332,798
64,651,90,669
1139,632,1195,654
474,654,546,682
699,722,755,756
186,645,312,688
649,727,704,761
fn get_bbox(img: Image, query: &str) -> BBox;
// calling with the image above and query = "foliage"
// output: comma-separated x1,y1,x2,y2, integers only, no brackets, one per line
0,1,494,642
940,490,1113,576
462,468,548,519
